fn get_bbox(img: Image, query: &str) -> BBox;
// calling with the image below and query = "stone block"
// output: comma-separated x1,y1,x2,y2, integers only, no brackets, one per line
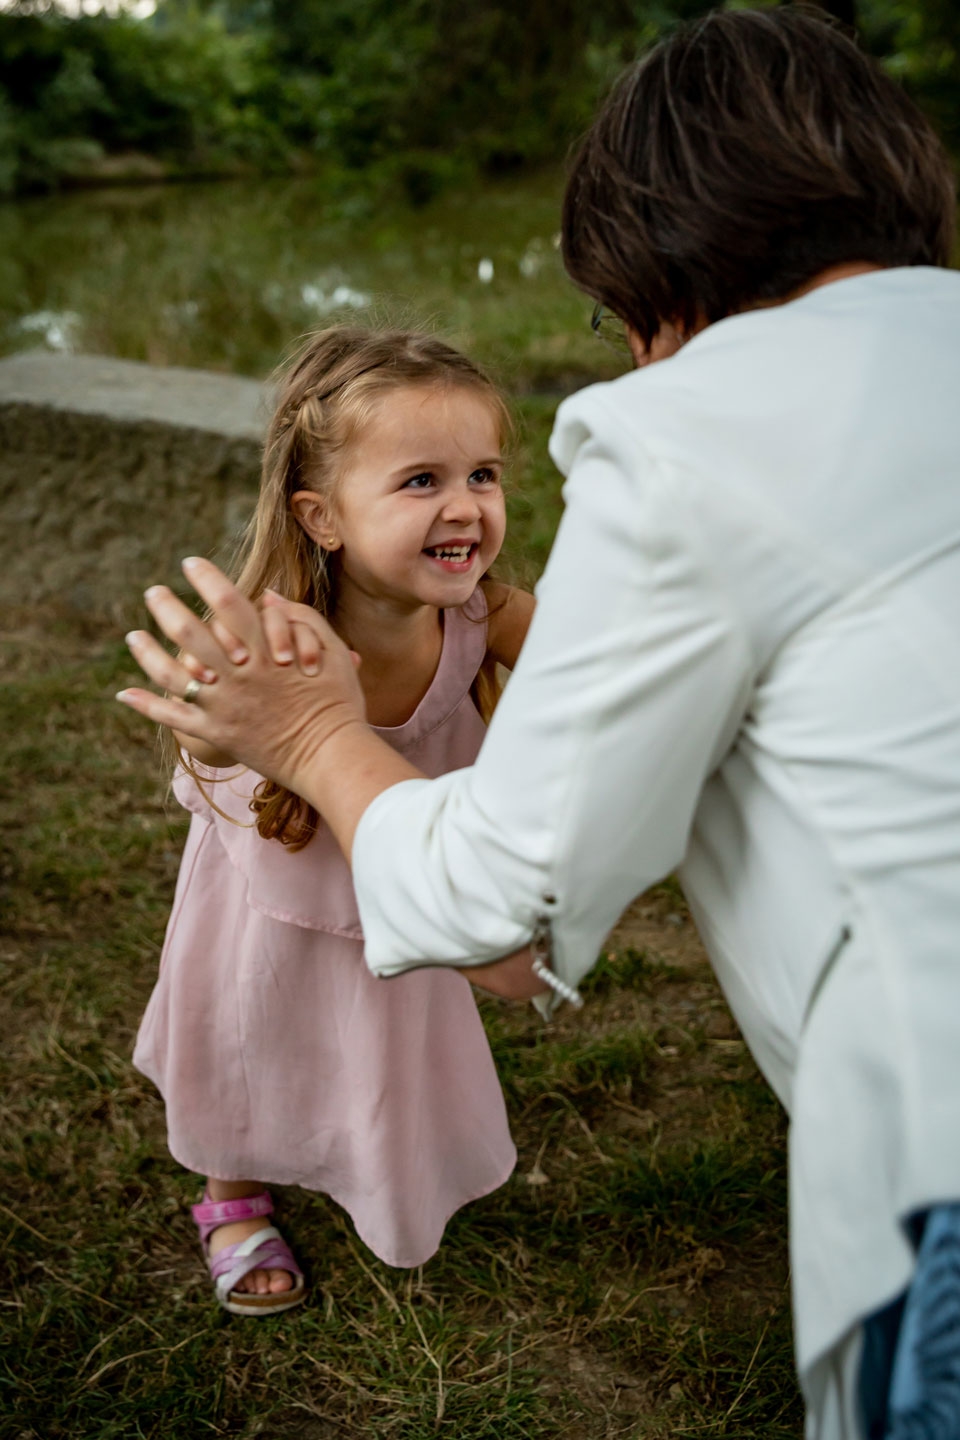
0,352,268,621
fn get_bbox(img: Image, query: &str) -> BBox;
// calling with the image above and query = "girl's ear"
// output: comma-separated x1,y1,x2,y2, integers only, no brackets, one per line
291,490,341,551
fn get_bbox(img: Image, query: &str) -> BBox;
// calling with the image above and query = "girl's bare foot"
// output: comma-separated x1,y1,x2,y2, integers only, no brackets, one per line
205,1178,295,1295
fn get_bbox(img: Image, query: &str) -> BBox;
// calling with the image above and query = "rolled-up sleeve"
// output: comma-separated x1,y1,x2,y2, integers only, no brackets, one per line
353,396,755,991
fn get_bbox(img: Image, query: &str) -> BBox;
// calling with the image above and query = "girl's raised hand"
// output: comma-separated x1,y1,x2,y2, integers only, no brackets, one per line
180,598,324,689
260,589,324,676
118,557,368,795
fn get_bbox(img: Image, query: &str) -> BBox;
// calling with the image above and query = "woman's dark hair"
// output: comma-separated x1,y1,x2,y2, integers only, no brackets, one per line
562,5,957,346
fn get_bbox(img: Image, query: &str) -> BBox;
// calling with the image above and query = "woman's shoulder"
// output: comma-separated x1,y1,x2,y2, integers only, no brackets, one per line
553,268,960,480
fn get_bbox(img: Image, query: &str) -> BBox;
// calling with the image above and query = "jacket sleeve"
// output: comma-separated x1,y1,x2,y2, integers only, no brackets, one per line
351,401,756,993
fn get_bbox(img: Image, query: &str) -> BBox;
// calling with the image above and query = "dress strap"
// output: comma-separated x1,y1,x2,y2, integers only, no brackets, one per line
370,586,489,748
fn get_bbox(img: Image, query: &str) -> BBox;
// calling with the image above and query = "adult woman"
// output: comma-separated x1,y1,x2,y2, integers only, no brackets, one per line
120,9,960,1437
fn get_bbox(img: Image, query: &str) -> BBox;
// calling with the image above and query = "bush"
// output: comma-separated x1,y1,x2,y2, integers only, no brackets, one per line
0,6,288,192
0,1,956,199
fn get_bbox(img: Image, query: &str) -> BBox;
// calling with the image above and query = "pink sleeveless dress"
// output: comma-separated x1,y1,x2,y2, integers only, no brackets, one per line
133,591,516,1269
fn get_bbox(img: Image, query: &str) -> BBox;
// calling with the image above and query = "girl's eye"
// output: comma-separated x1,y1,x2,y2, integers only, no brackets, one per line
469,468,498,486
402,473,434,490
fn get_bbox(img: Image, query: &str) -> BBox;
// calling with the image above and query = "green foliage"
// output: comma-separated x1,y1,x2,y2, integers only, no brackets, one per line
0,6,287,194
861,0,960,152
0,3,956,200
0,0,720,198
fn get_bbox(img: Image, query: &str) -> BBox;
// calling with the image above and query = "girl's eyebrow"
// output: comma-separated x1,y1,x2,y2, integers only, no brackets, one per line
388,455,504,476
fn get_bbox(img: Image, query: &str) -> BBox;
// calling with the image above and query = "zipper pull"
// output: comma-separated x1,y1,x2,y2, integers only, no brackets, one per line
530,910,583,1009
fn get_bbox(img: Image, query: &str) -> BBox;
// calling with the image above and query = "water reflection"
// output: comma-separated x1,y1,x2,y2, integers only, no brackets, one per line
0,173,622,391
12,309,81,351
301,280,373,314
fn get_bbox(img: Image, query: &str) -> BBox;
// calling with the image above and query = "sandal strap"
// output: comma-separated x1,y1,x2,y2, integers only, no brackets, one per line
207,1226,304,1301
191,1190,274,1246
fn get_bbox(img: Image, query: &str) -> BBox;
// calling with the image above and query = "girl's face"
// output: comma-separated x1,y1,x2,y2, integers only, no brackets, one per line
295,383,506,612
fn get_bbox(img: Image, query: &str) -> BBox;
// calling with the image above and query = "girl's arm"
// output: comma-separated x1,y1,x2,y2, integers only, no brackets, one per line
481,581,536,669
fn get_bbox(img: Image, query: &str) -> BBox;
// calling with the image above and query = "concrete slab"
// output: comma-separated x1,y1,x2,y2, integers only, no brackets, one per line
0,351,268,440
0,352,269,620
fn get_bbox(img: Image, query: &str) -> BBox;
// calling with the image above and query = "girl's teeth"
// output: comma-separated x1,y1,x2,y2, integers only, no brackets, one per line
430,546,472,560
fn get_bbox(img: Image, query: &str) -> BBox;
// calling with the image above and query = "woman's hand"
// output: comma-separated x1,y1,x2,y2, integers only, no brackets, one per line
119,558,419,858
118,558,371,796
169,589,332,769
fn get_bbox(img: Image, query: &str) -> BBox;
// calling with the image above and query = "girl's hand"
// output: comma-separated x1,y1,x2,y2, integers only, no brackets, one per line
457,948,549,1000
260,589,326,676
259,590,363,676
182,595,322,683
118,558,368,794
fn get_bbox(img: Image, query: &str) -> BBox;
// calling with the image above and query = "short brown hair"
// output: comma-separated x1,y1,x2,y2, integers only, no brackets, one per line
562,6,956,347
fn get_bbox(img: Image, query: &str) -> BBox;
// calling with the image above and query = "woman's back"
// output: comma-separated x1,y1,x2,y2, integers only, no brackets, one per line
552,264,960,1391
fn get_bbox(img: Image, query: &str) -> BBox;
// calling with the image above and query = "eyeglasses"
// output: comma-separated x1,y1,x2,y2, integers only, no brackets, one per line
590,302,631,354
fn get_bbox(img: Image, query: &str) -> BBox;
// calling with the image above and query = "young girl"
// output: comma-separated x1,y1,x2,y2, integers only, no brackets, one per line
133,327,534,1315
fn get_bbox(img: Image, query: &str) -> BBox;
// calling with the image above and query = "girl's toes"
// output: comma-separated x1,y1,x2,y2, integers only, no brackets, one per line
268,1268,293,1294
253,1268,271,1295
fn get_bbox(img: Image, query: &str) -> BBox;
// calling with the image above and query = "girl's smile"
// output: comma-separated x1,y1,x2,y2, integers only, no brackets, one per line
422,541,480,572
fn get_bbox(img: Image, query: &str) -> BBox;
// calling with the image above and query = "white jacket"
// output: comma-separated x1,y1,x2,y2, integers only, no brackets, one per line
352,268,960,1435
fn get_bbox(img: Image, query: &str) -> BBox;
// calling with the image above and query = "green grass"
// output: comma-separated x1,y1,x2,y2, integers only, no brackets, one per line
1,619,801,1439
0,172,629,395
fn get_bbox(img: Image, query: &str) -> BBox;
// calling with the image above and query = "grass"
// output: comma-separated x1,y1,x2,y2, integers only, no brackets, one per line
0,171,628,396
2,165,799,1437
0,614,801,1439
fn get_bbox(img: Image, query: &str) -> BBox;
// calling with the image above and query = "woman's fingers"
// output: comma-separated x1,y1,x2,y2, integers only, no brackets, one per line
179,557,263,649
116,685,211,739
125,627,203,697
120,571,373,808
143,584,230,671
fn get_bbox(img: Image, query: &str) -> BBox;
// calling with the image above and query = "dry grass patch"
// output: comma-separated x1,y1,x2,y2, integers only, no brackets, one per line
1,612,801,1439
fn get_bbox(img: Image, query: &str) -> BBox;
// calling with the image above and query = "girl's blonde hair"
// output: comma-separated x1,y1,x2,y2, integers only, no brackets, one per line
206,325,511,848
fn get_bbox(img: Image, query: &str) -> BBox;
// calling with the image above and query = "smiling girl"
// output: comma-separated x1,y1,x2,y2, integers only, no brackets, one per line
132,328,531,1314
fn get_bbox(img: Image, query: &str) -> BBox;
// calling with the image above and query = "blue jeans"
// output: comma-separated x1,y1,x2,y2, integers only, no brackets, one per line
860,1205,960,1439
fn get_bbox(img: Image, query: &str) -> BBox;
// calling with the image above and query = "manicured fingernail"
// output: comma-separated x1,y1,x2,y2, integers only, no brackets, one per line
115,690,133,702
145,586,164,601
302,661,319,676
182,556,202,570
125,631,141,646
230,646,249,664
274,650,293,665
200,667,217,684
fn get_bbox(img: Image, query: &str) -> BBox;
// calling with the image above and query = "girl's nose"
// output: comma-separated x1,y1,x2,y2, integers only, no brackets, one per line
441,487,482,522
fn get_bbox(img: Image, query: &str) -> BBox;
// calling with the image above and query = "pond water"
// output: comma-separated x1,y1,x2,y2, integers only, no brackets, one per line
0,172,622,392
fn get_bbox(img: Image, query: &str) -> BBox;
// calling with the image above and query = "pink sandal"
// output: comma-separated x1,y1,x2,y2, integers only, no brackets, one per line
191,1190,306,1316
